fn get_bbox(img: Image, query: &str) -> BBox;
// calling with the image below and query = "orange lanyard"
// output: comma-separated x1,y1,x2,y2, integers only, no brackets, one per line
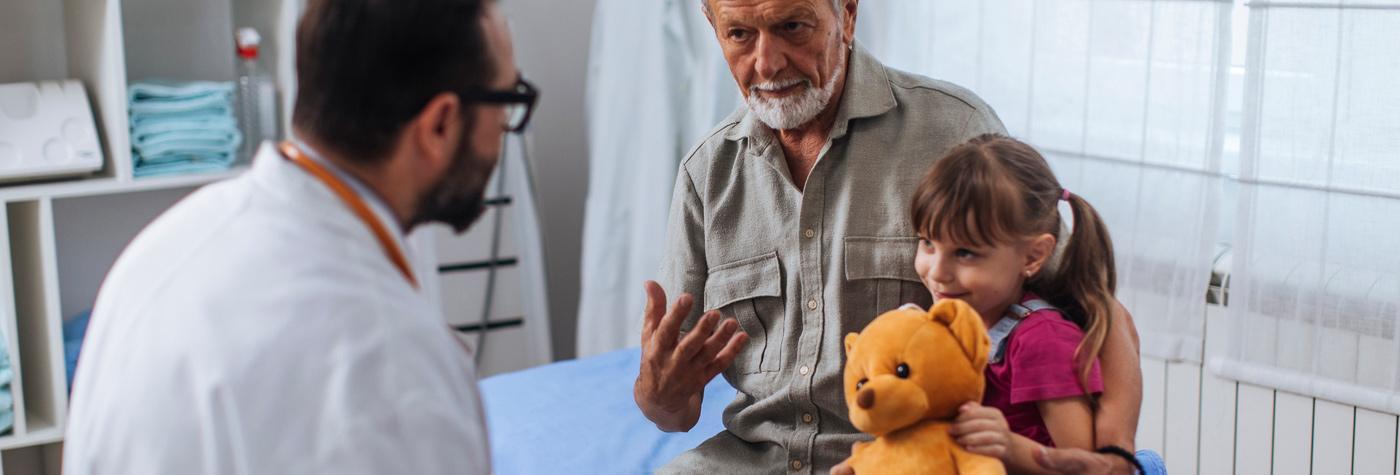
278,141,419,289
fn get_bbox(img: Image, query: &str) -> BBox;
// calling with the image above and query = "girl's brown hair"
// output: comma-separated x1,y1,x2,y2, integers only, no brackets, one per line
910,134,1117,396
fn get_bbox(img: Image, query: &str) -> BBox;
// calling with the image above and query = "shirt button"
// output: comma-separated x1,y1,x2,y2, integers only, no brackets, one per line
807,299,818,310
799,365,810,375
802,413,814,423
803,228,815,238
791,460,804,471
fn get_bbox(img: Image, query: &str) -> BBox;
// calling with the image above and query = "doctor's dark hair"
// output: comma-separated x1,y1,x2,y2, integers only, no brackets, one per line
292,0,496,164
909,134,1117,398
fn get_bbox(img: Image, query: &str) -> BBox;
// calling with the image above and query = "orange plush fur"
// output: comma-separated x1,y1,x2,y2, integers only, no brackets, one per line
842,299,1006,474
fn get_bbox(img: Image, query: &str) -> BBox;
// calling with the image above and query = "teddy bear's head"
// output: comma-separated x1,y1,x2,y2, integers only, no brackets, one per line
843,299,991,437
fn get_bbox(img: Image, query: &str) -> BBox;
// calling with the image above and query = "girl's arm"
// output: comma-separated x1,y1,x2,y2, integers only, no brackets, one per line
1039,397,1096,450
1095,300,1143,450
953,398,1094,475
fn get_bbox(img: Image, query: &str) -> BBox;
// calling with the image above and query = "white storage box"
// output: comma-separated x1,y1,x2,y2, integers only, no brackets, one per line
0,80,104,183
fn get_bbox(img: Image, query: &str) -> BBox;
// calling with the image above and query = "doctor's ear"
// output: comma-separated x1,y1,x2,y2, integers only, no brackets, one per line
410,92,465,172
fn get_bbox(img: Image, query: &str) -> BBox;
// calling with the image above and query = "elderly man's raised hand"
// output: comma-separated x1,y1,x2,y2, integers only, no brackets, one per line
634,280,748,432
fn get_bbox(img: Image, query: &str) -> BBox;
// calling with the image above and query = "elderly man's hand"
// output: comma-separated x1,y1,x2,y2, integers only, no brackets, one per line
634,281,748,432
1034,446,1137,475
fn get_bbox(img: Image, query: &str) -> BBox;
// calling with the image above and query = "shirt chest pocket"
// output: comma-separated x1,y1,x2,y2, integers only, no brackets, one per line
844,237,931,316
705,252,784,374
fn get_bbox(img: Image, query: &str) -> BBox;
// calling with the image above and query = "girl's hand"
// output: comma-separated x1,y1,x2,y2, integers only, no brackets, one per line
950,402,1013,459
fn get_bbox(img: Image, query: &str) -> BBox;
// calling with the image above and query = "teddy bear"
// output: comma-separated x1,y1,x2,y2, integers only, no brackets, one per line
842,298,1005,474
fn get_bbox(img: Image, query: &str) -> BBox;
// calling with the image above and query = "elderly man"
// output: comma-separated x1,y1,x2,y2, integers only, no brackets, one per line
633,0,1145,473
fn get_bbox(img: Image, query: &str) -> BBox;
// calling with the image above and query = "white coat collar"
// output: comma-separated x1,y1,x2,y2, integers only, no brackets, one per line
248,142,417,279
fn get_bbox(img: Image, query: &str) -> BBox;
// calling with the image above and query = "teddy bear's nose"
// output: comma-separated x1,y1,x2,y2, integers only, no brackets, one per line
856,388,876,409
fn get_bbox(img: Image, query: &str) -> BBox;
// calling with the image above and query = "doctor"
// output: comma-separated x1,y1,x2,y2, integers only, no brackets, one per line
64,0,532,472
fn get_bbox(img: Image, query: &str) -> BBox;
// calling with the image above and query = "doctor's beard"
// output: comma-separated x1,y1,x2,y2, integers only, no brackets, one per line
412,137,491,233
744,57,845,131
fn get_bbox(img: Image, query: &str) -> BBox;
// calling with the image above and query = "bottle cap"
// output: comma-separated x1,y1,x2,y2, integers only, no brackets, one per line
236,27,261,60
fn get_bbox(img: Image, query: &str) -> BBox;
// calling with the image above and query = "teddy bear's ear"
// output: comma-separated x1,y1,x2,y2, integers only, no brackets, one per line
929,299,991,369
844,332,859,356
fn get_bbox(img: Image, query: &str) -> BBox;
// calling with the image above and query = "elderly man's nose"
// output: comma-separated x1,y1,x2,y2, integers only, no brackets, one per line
753,35,787,80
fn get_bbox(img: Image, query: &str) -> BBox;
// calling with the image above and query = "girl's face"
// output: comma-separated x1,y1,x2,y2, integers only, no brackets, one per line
914,233,1056,324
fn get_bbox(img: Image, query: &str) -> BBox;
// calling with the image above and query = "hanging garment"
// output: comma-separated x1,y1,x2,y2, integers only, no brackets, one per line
576,0,739,357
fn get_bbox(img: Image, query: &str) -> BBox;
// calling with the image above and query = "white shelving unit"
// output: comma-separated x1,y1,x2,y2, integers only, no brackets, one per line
0,0,299,470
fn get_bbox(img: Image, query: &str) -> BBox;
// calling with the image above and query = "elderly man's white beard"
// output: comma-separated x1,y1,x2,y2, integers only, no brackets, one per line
745,59,845,131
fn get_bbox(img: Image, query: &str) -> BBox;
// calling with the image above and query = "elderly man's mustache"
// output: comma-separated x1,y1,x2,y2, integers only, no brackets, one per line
750,77,812,94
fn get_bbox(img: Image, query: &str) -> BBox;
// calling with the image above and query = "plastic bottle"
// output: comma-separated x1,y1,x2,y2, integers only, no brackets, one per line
235,27,279,162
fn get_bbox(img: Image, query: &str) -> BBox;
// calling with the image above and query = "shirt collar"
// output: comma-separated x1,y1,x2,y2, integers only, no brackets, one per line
724,42,899,144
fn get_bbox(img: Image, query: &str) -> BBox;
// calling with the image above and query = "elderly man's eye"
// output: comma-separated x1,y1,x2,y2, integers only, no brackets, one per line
782,21,804,32
727,28,750,41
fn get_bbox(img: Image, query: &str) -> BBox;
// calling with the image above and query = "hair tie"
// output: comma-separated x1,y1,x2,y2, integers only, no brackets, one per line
1060,189,1071,202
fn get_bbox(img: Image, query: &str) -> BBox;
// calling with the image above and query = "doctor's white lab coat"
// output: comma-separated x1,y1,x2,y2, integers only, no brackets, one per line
63,144,490,474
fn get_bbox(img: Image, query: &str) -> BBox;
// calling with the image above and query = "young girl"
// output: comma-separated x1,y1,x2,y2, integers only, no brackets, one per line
909,134,1119,473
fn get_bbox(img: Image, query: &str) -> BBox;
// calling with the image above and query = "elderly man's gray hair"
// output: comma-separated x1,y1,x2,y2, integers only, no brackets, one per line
701,0,845,18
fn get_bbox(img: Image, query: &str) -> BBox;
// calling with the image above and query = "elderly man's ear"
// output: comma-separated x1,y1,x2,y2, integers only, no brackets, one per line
840,0,860,45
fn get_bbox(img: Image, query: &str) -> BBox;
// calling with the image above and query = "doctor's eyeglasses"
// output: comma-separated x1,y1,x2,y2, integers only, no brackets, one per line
461,77,538,134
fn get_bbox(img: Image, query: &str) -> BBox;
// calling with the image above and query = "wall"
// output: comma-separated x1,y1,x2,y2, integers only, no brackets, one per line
497,0,597,360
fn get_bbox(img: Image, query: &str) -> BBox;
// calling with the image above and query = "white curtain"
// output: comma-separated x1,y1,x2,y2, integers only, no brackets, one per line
576,0,740,357
859,0,1232,363
1210,0,1400,414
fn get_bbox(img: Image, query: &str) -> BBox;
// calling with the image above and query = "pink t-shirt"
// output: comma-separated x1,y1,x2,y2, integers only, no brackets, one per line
981,293,1103,447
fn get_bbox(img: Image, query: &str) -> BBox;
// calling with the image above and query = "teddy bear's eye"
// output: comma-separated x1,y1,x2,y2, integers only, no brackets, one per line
856,378,868,391
895,363,910,379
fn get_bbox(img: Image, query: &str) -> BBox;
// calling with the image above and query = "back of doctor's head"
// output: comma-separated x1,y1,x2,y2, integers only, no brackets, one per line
292,0,497,164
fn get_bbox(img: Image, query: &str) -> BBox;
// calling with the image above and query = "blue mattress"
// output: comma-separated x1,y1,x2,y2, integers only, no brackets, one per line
480,348,1167,474
480,348,735,474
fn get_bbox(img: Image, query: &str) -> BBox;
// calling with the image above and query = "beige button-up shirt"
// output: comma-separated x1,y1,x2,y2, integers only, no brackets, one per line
657,45,1006,474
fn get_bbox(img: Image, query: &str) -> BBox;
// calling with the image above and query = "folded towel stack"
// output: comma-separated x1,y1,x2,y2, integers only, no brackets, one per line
128,81,243,178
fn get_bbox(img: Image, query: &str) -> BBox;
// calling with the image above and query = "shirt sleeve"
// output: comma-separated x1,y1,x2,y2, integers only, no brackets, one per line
658,163,709,331
1005,315,1105,405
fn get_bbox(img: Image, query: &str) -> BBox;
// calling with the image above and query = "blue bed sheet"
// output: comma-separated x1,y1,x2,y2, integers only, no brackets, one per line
480,348,1167,475
480,348,736,474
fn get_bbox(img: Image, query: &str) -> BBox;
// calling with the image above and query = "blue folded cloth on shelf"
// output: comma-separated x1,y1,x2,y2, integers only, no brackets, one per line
127,81,236,115
65,311,92,394
133,133,243,160
128,80,241,178
0,323,12,434
130,115,239,136
129,108,237,129
133,159,240,178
